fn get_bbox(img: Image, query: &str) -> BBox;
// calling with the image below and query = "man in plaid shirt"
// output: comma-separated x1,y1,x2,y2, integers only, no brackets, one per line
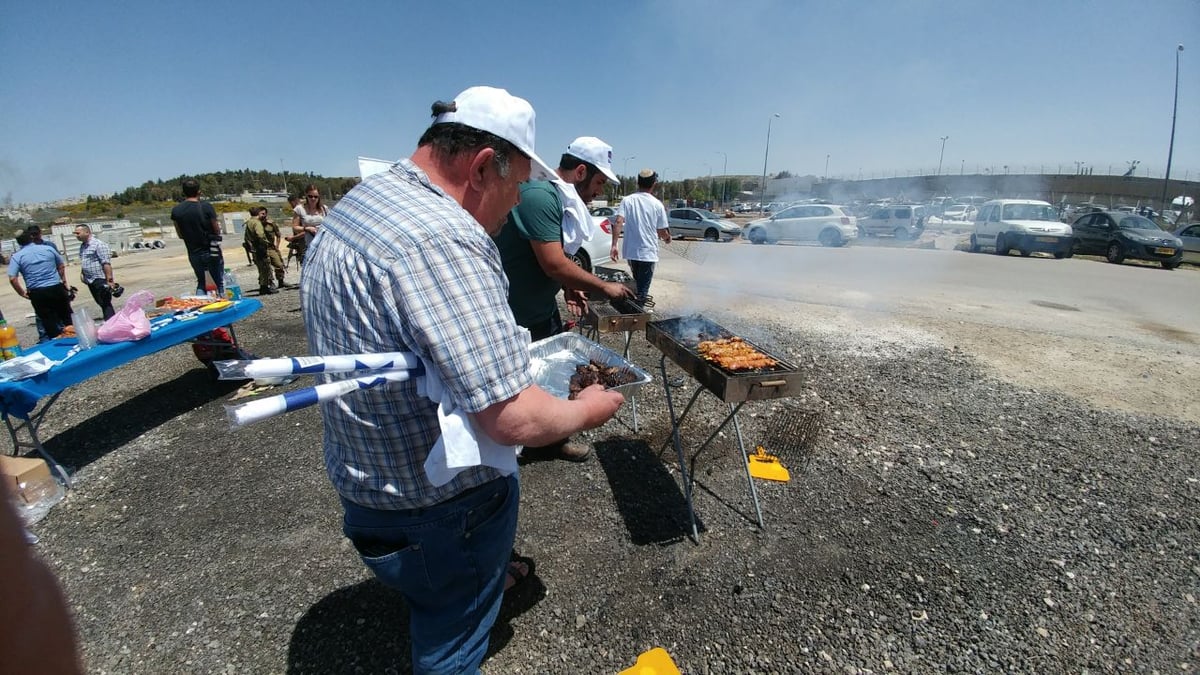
72,225,117,319
300,86,625,674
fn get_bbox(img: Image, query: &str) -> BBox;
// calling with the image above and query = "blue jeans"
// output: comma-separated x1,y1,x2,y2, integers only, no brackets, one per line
342,476,520,675
628,259,655,303
188,249,225,296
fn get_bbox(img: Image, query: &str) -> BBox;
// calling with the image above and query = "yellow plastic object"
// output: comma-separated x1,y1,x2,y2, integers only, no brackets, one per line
199,300,234,313
748,445,791,482
619,647,681,675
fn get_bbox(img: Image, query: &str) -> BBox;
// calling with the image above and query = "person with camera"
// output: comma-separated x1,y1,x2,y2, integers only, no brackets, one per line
8,230,73,341
72,225,121,319
170,178,225,297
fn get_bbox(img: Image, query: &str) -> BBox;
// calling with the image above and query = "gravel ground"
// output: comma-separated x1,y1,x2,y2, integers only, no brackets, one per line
13,250,1200,674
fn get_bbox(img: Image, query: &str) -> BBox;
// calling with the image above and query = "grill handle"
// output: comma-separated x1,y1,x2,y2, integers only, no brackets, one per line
755,380,789,388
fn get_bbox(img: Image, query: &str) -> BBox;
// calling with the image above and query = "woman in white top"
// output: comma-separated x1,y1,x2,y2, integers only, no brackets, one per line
291,184,327,252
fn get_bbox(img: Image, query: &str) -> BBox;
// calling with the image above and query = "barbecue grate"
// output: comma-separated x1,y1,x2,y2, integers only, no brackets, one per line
646,315,804,402
762,405,824,472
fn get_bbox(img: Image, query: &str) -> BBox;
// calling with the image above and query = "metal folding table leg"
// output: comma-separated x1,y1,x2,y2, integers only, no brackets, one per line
3,393,73,488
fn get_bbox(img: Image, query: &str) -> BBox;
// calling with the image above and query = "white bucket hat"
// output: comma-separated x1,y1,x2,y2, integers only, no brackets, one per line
565,136,620,185
433,86,556,181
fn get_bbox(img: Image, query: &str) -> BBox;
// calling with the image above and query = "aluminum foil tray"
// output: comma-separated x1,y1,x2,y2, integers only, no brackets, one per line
529,332,652,399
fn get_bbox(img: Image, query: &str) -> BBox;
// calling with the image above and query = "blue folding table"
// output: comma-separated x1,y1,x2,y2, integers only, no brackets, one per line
0,298,262,485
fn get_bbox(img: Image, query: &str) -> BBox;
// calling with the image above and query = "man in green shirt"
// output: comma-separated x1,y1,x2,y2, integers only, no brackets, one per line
494,136,634,462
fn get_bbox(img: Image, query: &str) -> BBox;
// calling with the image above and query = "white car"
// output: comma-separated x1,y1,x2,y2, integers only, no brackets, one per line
941,204,977,222
969,199,1073,258
743,204,858,247
568,215,614,272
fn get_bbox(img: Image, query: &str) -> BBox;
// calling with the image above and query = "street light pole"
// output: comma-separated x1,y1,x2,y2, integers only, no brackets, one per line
714,151,728,205
936,136,949,176
760,113,780,212
824,154,830,181
621,155,636,196
1160,44,1185,218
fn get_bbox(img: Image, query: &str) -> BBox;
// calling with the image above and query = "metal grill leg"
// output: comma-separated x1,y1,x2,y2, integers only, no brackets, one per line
660,354,698,542
729,403,764,528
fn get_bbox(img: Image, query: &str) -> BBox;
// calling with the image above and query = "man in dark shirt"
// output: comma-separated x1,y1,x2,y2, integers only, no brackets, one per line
170,178,225,296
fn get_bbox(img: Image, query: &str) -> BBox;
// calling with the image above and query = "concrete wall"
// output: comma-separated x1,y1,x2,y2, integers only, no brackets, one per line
817,174,1199,211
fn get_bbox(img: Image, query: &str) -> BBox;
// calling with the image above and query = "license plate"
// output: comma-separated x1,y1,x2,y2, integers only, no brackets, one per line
1036,237,1058,243
1155,247,1176,255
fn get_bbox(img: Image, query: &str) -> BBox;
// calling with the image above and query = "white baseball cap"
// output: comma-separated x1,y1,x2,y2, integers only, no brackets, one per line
432,86,556,181
565,136,620,185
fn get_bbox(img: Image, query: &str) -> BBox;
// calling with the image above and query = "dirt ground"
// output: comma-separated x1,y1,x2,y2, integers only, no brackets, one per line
11,237,1200,673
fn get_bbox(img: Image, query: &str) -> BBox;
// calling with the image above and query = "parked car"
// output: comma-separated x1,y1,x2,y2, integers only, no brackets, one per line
667,208,741,241
1173,223,1200,264
1070,211,1183,269
970,199,1073,258
859,205,927,239
569,215,614,272
588,205,617,219
743,204,858,247
941,204,977,222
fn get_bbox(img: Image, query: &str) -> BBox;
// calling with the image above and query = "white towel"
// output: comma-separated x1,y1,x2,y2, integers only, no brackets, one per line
420,359,521,487
553,179,595,256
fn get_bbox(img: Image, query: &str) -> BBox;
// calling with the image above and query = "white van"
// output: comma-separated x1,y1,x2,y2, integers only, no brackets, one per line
859,204,927,239
970,199,1073,258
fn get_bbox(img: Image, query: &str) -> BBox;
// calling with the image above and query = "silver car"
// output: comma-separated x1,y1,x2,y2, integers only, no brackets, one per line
1173,223,1200,264
667,208,741,241
743,204,858,247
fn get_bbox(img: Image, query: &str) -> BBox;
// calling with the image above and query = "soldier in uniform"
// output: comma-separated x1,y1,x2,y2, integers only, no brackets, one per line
243,206,287,294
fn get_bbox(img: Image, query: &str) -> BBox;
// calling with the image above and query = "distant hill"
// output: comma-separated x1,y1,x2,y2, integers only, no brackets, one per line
108,170,359,206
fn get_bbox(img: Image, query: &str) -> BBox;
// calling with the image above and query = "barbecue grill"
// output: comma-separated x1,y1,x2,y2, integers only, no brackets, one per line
577,267,655,431
646,314,805,538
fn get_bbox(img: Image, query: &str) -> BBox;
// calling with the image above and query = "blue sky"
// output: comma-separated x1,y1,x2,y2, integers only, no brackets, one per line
2,0,1196,205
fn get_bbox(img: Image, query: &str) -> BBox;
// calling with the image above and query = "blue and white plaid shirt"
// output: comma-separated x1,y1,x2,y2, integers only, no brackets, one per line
78,237,113,283
301,159,532,510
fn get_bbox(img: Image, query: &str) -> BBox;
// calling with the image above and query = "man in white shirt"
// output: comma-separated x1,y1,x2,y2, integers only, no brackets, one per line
610,169,671,309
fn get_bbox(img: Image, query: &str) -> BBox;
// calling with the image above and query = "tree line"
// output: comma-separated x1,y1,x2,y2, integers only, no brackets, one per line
107,170,360,206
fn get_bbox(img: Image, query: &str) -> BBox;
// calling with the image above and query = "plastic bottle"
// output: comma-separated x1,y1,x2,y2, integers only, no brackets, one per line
223,268,242,301
203,270,219,297
0,318,22,361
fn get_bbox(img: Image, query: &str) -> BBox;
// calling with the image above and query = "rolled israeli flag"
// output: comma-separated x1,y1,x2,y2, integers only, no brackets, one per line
225,366,423,428
214,352,421,380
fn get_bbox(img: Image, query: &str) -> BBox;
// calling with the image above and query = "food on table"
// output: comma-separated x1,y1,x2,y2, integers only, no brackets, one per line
157,297,215,311
568,359,638,399
59,325,77,338
696,336,778,371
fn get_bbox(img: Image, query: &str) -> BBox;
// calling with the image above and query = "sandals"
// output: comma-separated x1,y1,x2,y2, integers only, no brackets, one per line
503,556,535,593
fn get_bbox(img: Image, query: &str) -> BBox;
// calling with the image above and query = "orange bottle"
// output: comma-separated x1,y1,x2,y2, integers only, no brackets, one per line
0,319,22,361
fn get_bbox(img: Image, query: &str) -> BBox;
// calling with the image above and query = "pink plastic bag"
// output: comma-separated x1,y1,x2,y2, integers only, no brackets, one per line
97,290,156,343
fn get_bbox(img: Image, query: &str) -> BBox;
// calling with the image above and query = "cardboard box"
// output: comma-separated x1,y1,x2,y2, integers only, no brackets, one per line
0,455,56,504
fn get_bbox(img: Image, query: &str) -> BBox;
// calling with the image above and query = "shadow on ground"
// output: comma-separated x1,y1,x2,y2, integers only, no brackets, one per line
287,575,547,673
41,368,241,471
594,438,703,544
